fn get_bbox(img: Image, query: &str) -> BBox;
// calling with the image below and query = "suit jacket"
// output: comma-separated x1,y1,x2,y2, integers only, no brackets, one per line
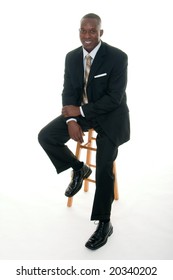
62,41,130,147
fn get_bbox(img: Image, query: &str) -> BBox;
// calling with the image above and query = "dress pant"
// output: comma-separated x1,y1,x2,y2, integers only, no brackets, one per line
38,115,118,221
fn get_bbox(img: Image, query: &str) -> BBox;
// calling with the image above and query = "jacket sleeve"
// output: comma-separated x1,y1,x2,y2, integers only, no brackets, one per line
61,53,80,122
62,54,75,106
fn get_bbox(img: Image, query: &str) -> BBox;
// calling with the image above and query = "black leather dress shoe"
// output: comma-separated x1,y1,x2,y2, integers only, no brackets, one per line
65,164,92,197
85,221,113,250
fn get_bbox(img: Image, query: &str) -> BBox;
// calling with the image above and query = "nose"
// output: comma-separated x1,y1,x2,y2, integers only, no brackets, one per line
84,31,91,38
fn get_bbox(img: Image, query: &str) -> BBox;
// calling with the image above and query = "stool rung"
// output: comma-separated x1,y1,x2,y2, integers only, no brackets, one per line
89,164,96,168
80,145,96,151
85,178,95,183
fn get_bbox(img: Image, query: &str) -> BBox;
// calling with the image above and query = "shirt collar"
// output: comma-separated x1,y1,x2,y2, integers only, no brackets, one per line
83,41,102,60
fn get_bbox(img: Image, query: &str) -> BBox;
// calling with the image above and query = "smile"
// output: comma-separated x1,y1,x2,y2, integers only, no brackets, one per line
84,41,92,44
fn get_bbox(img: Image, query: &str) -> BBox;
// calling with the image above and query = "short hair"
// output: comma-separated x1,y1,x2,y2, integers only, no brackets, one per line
81,13,102,27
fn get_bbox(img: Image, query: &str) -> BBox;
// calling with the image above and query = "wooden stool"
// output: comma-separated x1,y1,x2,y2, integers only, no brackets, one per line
67,129,119,207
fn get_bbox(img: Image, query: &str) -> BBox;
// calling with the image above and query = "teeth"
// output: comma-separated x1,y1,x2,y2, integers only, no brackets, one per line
85,41,91,44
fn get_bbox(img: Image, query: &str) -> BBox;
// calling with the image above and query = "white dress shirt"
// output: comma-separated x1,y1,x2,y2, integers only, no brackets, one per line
66,41,102,122
80,41,101,117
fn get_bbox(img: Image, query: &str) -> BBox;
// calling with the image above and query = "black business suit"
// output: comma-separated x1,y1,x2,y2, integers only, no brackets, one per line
38,41,130,220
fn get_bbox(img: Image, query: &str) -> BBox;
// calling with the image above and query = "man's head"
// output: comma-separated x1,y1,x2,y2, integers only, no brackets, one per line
79,13,103,53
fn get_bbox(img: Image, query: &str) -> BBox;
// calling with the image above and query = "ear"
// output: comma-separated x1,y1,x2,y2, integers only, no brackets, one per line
100,29,104,37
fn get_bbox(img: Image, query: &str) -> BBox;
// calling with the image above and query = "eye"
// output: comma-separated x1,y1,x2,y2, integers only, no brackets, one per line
79,29,97,35
79,29,87,34
90,30,96,34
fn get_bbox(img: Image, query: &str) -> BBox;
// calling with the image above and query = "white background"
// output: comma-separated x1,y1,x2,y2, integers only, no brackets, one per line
0,0,173,263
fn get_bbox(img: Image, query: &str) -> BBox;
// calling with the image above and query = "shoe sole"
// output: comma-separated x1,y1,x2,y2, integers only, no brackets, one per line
85,226,113,250
65,167,92,197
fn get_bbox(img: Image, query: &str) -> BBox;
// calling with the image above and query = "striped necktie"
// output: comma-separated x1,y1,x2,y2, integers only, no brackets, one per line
83,54,92,104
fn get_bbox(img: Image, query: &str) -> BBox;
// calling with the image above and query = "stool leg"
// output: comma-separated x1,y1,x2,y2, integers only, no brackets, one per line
84,130,93,192
75,141,81,158
67,197,73,207
113,162,119,200
84,178,89,192
84,147,92,192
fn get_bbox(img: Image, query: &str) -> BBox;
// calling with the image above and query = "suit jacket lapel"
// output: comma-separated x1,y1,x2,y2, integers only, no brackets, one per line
87,43,106,86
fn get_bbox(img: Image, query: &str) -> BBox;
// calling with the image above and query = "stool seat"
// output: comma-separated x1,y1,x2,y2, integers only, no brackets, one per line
67,129,119,207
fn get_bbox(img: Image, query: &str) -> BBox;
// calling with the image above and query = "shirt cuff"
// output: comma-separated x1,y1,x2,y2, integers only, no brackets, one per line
66,118,77,124
80,106,85,117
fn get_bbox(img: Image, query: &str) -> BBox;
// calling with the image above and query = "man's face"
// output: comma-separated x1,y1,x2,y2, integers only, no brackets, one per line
79,18,103,53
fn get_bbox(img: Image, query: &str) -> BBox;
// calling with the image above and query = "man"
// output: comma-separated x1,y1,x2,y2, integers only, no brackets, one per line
38,13,130,250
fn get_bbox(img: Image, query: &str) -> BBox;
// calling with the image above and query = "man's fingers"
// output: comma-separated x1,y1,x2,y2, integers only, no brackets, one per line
78,135,84,143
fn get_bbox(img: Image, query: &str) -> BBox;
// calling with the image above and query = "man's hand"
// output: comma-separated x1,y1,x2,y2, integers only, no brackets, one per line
67,121,84,143
62,105,81,117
